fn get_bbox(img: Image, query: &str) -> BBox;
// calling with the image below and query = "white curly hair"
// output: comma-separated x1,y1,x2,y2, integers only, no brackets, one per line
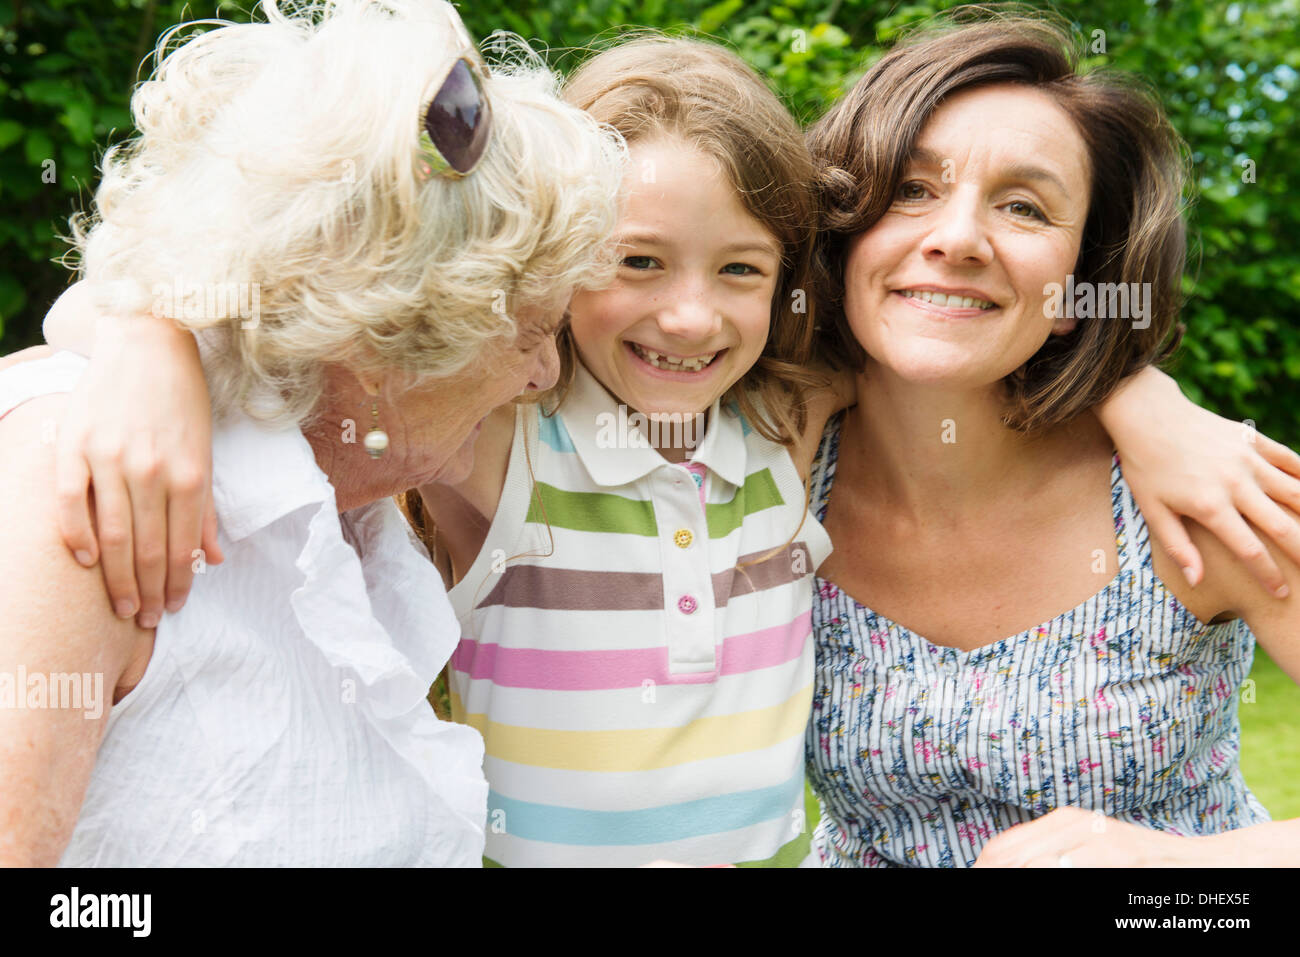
72,0,626,424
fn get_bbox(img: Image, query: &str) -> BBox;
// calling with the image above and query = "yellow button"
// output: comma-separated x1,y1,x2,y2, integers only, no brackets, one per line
673,528,694,549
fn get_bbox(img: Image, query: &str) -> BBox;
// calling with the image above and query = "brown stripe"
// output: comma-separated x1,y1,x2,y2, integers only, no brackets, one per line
477,566,664,610
476,540,815,612
713,541,815,608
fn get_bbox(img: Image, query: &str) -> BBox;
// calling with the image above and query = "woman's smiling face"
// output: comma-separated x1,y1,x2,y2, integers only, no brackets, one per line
843,83,1092,390
566,136,781,420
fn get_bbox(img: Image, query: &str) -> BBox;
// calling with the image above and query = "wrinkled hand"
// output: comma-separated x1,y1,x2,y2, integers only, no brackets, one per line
973,807,1213,868
56,316,222,627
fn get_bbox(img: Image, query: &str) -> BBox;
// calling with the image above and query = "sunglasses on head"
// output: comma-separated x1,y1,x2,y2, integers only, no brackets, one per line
418,47,492,178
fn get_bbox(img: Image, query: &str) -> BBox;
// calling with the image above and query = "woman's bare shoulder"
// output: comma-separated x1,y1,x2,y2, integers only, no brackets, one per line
0,396,145,656
0,395,151,864
791,367,854,483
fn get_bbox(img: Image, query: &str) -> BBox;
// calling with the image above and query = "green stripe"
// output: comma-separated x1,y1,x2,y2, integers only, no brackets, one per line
705,468,784,539
524,468,784,540
525,482,658,536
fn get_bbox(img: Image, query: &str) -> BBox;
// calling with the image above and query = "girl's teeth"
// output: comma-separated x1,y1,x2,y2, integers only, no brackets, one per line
901,290,995,310
632,343,717,372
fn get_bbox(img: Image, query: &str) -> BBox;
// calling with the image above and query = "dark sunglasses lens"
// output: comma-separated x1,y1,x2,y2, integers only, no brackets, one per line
424,59,490,174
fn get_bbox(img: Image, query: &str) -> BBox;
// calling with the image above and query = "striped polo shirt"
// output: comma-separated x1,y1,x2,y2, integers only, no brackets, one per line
447,364,831,866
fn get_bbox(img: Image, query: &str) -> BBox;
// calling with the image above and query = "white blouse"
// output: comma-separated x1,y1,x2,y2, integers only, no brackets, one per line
1,352,487,866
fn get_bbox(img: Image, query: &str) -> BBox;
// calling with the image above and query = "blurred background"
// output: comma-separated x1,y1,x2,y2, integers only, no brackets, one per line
0,0,1296,816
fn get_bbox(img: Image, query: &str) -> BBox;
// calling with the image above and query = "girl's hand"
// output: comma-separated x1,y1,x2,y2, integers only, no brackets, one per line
53,313,222,628
973,807,1216,867
1096,366,1300,598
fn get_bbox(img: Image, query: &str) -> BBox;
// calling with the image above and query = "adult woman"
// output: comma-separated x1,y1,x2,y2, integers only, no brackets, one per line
0,0,622,865
805,14,1300,867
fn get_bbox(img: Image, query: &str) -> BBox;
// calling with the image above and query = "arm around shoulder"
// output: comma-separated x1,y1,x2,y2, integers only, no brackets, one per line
1168,504,1300,684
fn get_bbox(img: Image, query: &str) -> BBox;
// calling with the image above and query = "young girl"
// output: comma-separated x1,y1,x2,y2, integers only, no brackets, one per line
35,35,1300,867
411,37,834,866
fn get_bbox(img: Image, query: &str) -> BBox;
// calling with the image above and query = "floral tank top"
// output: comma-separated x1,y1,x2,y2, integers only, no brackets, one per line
805,412,1269,867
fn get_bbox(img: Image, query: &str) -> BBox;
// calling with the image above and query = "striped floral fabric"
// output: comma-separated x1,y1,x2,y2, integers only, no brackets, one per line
806,412,1270,868
447,365,832,866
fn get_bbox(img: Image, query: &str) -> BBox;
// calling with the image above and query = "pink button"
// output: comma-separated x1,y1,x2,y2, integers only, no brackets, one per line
677,595,698,615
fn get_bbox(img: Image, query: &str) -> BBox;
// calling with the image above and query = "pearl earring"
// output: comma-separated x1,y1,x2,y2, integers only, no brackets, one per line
364,400,389,459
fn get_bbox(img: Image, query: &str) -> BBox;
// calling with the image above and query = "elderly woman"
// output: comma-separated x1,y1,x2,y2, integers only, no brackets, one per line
0,0,621,865
804,15,1300,867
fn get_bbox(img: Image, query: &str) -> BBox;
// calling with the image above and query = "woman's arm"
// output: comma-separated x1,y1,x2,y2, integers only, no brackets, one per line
1096,365,1300,597
0,395,151,865
42,282,221,627
973,806,1300,866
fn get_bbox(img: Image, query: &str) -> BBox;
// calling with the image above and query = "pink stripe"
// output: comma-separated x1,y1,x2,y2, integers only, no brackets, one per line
451,609,810,691
720,609,811,676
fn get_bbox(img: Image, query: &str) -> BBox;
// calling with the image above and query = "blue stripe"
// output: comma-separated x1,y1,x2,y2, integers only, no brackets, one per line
537,410,576,453
487,771,803,846
725,399,753,437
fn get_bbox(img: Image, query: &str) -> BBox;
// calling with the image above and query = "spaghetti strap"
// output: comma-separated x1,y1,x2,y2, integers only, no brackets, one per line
808,411,845,525
1110,454,1147,577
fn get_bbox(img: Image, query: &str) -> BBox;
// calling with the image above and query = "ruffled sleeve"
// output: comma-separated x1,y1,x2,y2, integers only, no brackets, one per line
290,495,487,865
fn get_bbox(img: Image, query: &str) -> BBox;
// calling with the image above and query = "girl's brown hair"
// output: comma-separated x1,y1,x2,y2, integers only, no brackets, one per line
810,8,1188,431
547,34,826,446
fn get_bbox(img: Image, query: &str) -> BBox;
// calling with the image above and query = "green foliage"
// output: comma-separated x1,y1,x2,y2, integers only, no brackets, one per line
1240,648,1300,819
2,0,1297,446
0,0,248,346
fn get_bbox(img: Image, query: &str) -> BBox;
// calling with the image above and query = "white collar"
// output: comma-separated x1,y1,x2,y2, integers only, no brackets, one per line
558,363,750,490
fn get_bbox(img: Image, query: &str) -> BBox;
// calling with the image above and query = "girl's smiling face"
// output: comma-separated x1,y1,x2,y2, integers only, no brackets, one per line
567,136,781,423
843,83,1091,390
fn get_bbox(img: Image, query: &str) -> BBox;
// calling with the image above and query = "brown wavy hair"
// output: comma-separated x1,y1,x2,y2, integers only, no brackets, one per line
809,7,1188,431
543,34,827,446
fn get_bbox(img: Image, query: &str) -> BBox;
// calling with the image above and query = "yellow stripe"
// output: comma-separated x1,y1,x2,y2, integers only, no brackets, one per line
450,685,812,772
